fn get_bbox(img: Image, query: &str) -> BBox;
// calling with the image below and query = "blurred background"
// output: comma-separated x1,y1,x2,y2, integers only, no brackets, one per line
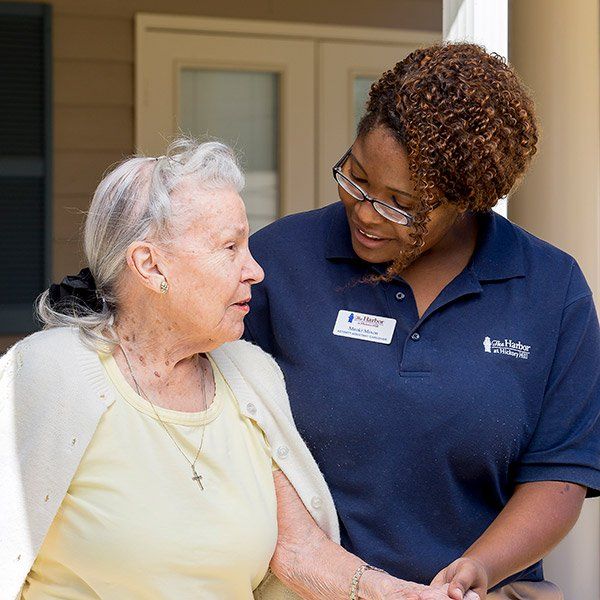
0,0,598,597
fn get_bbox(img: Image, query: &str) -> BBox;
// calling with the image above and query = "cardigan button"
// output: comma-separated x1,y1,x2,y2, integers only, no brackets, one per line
276,445,289,459
246,403,257,415
311,496,322,509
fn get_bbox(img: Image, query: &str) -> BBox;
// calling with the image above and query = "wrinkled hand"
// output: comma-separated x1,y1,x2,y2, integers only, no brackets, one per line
362,570,480,600
432,556,486,600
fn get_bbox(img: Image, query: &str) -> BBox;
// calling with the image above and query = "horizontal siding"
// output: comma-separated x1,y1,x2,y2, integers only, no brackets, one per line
55,62,132,106
7,0,441,30
54,15,133,62
52,238,85,281
55,106,133,151
54,150,128,195
50,11,136,328
51,196,86,240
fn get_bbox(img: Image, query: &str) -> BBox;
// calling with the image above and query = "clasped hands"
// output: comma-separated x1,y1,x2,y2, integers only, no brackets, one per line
363,556,487,600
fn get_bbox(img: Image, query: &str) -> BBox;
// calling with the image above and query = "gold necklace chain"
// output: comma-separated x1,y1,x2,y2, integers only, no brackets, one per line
120,346,209,490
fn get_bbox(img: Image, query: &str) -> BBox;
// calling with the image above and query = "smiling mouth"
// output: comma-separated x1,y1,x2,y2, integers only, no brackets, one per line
357,227,388,241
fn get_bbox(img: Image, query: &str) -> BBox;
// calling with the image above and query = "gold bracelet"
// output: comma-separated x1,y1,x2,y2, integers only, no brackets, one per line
349,564,385,600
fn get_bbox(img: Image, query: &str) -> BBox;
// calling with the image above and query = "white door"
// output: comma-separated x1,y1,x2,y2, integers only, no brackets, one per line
136,15,438,229
318,41,421,207
137,30,315,231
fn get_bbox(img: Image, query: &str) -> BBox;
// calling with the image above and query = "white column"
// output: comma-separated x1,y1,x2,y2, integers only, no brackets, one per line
443,0,508,58
443,0,509,217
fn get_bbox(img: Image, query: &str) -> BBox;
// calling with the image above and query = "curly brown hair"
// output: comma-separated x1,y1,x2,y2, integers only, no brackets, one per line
357,42,538,277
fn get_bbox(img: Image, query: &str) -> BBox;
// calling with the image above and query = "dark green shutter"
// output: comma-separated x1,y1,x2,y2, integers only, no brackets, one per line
0,2,51,333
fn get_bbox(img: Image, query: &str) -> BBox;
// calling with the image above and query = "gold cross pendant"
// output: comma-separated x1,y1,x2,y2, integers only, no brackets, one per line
191,465,204,490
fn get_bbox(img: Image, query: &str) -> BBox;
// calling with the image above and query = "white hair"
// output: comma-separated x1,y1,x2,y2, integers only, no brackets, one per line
36,137,245,350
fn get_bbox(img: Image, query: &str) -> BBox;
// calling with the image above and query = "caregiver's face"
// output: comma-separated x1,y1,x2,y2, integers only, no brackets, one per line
338,126,463,266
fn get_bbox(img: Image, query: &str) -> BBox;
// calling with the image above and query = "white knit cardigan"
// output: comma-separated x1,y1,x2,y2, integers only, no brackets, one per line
0,327,340,600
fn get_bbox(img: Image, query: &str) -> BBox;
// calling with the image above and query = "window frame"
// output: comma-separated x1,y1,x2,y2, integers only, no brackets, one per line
0,2,52,334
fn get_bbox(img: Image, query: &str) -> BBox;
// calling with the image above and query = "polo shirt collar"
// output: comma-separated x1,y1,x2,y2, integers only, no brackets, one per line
325,202,525,282
470,211,526,282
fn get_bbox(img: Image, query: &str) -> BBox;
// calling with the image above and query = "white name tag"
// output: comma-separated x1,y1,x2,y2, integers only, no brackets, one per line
333,310,397,345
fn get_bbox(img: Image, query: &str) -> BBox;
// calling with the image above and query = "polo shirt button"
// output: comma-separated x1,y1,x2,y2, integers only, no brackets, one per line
311,496,323,509
246,402,257,415
395,291,405,301
411,332,421,341
276,445,289,459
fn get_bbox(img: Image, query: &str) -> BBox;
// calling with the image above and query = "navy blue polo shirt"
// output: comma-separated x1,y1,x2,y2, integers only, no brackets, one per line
243,201,600,589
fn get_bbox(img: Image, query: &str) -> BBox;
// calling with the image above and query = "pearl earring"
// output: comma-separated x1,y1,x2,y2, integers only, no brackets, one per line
160,280,169,294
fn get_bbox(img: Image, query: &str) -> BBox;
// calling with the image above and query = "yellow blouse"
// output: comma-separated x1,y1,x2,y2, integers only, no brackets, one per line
23,353,277,599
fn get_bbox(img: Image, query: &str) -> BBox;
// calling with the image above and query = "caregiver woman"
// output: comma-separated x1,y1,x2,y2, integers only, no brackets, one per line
243,43,600,600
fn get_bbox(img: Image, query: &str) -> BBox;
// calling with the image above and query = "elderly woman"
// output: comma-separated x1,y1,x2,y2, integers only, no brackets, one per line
0,139,473,600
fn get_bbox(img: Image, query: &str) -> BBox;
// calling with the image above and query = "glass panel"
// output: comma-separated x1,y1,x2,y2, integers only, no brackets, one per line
180,69,279,233
353,76,376,133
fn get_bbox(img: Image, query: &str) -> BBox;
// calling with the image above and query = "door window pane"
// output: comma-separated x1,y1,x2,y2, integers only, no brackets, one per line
180,70,279,233
353,76,375,133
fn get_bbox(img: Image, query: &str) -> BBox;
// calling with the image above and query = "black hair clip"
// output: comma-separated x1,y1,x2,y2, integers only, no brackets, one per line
48,267,106,314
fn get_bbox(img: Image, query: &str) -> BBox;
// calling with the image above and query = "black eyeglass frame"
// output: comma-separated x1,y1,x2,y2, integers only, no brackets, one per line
332,147,440,226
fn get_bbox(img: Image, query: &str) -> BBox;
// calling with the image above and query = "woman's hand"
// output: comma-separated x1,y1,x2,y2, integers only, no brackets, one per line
431,557,487,600
363,570,480,600
271,470,477,600
430,480,587,600
361,569,430,599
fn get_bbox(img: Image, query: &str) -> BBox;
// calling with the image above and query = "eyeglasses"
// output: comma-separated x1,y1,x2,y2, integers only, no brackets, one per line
332,147,438,226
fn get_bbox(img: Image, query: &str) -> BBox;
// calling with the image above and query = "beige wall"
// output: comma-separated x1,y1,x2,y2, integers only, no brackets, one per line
509,1,600,598
0,0,441,352
509,0,600,297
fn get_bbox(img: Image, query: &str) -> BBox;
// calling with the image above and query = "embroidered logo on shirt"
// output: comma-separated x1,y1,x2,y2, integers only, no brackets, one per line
483,336,531,359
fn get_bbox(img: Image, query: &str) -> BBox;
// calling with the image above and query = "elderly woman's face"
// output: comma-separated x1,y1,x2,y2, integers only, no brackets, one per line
161,181,264,347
